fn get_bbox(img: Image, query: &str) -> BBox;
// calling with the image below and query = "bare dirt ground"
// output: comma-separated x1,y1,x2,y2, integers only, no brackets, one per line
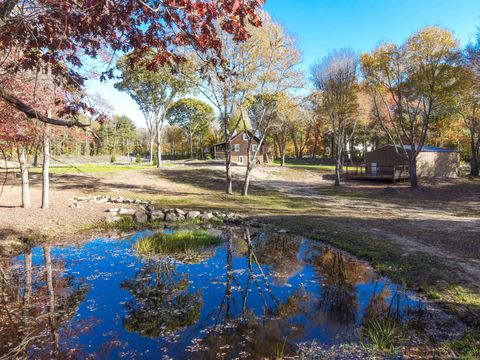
245,166,480,286
1,162,479,293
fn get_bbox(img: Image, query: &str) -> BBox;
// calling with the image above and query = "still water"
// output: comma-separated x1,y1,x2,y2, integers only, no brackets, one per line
0,228,424,359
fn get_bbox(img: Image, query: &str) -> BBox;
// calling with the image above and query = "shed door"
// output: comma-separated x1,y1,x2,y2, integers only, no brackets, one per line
239,156,244,165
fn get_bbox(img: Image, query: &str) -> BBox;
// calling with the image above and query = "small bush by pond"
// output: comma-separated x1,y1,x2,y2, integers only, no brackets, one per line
135,230,223,258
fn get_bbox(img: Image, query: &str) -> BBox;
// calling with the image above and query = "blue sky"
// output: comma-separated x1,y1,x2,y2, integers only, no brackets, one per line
90,0,480,126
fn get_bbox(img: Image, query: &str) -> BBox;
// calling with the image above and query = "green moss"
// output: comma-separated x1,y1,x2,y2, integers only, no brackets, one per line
135,230,223,257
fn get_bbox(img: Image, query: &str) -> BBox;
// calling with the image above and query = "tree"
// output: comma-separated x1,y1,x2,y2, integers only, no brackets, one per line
0,77,42,208
0,0,264,127
269,94,301,166
452,45,480,176
312,48,360,186
110,115,136,157
167,98,215,159
191,29,256,193
239,17,303,196
361,27,460,188
115,53,192,167
192,13,302,195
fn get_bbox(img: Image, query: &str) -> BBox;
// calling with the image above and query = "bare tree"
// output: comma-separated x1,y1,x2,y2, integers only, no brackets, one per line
312,49,359,186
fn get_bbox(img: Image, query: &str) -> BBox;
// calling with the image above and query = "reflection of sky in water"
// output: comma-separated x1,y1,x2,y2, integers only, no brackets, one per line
12,229,423,359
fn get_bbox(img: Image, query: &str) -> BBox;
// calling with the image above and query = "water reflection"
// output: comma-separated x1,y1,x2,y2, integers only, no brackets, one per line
121,261,202,338
0,228,425,359
0,246,87,359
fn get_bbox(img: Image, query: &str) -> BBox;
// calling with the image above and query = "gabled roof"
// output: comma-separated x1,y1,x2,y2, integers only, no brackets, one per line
208,130,262,149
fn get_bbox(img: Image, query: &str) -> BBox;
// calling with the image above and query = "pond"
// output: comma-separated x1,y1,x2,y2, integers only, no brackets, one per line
0,227,425,359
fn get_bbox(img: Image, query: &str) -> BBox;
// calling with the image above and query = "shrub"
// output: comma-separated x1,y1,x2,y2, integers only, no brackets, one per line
110,154,116,163
135,154,142,163
204,152,212,160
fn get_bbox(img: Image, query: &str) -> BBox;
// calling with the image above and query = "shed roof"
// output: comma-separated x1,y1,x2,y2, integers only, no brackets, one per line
375,144,457,153
400,145,456,153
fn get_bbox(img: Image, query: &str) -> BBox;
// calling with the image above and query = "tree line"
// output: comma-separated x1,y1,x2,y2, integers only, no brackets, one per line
1,1,479,211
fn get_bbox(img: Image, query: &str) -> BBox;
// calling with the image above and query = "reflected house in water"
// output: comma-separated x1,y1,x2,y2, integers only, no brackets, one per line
0,228,426,359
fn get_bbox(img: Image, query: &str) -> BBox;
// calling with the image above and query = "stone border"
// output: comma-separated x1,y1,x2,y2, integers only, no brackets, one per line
105,206,242,224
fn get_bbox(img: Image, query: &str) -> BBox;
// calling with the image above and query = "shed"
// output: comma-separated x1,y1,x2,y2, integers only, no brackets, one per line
365,145,460,178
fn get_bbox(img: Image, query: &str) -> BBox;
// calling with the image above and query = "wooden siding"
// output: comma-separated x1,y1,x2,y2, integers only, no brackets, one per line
210,131,266,166
364,145,459,178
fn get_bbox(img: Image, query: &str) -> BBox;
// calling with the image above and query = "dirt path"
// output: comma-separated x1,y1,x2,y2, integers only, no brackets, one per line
244,166,480,287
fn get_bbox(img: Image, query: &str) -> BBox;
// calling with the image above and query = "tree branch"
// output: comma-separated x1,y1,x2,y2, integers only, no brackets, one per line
0,87,89,127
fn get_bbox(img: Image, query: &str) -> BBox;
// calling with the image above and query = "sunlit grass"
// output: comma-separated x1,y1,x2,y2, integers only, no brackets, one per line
269,159,335,171
28,163,175,174
135,230,223,257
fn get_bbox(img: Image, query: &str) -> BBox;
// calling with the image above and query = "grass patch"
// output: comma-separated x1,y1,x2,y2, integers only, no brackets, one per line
135,230,223,258
445,329,480,359
101,215,140,232
360,318,406,353
270,159,335,171
100,214,225,233
28,163,165,174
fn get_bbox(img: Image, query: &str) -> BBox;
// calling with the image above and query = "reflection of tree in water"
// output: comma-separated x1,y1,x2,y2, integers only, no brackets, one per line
121,261,202,338
190,229,312,359
313,249,368,325
0,247,88,359
362,280,422,325
252,231,303,284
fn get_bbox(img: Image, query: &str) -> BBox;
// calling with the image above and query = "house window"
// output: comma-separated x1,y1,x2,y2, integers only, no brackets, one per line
251,144,258,152
234,144,240,152
243,133,249,141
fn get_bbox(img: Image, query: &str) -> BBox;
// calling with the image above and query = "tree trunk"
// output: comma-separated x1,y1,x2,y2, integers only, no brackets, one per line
334,157,341,186
242,164,253,196
470,128,479,176
334,136,343,186
280,146,286,167
149,134,154,165
156,124,162,168
32,142,40,167
225,140,233,194
42,124,50,209
409,158,419,189
189,132,194,160
17,144,31,208
44,247,59,357
312,134,319,159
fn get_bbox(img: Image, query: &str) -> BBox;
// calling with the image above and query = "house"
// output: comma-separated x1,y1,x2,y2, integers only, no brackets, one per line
347,144,460,182
208,131,267,166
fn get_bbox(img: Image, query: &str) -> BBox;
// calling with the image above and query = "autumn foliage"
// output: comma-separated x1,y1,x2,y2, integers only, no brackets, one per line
0,0,265,125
